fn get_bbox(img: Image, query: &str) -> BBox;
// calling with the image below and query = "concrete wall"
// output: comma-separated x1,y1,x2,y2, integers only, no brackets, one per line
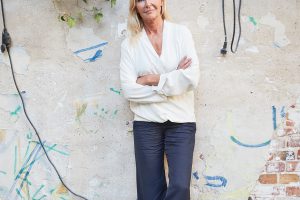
0,0,299,199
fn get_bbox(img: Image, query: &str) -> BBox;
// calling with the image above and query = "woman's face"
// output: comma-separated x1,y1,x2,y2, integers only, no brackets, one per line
135,0,164,22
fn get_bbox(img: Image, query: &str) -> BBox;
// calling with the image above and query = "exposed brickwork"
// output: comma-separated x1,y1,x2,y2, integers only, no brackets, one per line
250,103,300,199
286,186,300,196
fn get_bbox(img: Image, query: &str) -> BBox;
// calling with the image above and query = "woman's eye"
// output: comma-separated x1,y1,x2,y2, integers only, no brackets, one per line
136,0,145,2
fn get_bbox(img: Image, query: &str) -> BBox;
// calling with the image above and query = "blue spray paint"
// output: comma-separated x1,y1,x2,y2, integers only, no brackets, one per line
73,42,108,54
193,171,200,180
272,106,277,130
280,106,285,118
7,142,43,198
230,136,271,148
205,176,227,187
84,49,102,62
74,41,108,62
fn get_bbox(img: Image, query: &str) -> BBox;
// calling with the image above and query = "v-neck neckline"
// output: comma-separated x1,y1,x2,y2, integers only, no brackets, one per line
143,20,167,59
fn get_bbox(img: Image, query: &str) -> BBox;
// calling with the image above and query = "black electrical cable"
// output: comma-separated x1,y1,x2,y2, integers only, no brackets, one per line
220,0,227,55
220,0,242,55
0,0,88,199
230,0,242,53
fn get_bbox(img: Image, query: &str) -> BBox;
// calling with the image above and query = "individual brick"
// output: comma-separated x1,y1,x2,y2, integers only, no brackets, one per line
250,185,285,196
258,174,277,184
287,137,300,147
278,174,300,184
286,161,300,172
266,162,285,173
286,186,300,196
297,149,300,159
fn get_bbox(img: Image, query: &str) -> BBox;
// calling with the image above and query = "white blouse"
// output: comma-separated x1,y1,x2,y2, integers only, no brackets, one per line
120,20,200,123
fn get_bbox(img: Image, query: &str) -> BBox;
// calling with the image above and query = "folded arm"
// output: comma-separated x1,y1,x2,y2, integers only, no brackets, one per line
119,42,167,103
139,27,200,96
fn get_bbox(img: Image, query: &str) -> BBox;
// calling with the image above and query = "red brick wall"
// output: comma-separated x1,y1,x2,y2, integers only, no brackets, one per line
250,105,300,199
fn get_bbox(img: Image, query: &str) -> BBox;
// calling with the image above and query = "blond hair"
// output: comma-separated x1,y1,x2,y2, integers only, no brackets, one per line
127,0,169,39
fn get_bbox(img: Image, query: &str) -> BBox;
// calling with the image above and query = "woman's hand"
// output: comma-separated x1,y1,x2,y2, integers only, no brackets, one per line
136,74,160,86
177,56,192,70
136,56,191,86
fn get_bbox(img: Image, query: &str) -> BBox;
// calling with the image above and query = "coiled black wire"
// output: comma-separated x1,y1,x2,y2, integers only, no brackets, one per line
0,0,88,199
230,0,242,53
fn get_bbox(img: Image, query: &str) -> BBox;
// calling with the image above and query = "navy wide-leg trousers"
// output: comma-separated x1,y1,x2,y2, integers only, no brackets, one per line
133,120,196,200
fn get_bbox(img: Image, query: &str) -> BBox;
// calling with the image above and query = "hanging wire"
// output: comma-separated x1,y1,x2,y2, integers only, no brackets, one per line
230,0,242,53
0,0,88,199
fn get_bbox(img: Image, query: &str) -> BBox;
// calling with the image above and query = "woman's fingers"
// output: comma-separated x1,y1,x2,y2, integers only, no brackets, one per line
178,57,192,69
179,56,187,64
184,59,192,68
178,56,187,68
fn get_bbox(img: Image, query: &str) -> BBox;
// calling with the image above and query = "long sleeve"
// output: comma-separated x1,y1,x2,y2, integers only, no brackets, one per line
152,27,200,96
120,40,167,103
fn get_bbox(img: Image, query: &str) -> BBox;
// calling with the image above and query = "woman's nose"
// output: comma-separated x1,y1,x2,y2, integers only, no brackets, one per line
144,0,151,6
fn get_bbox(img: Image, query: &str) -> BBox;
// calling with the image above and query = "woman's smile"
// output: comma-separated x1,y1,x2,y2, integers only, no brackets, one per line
144,9,154,14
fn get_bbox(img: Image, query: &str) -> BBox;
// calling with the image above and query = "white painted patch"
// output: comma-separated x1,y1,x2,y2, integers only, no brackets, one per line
245,46,259,53
239,37,246,46
87,175,105,200
289,97,300,129
89,175,102,187
197,16,209,30
66,27,108,62
265,77,274,84
296,96,300,112
260,13,290,47
0,46,30,74
53,91,67,112
117,21,127,38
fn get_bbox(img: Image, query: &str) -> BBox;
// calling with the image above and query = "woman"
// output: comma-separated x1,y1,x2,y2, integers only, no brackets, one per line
120,0,200,199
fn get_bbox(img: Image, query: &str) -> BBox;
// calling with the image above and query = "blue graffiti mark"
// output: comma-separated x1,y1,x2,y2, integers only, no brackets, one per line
37,194,47,200
73,42,108,54
16,91,26,95
24,142,31,161
10,105,22,116
17,144,43,196
0,91,26,96
74,41,108,62
32,184,45,200
29,141,70,157
0,170,6,175
272,106,277,130
110,88,121,95
7,142,42,198
84,49,102,62
230,136,271,148
26,131,32,140
273,42,281,48
205,176,227,187
280,106,285,118
15,144,40,180
193,171,200,180
16,188,24,199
